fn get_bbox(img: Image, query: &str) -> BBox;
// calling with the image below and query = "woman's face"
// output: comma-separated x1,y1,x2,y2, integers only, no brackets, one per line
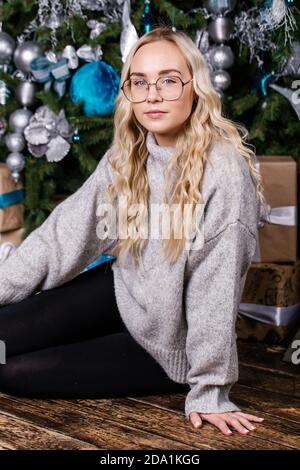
128,40,196,147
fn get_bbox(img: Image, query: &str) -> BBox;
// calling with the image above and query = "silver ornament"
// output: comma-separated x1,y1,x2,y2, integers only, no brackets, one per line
194,28,214,73
269,83,300,120
204,0,237,15
87,19,107,40
15,81,36,107
45,50,59,63
120,0,139,63
46,135,70,162
281,41,300,78
13,41,43,73
76,44,103,62
0,80,11,105
0,116,7,137
215,88,224,100
4,132,25,152
44,12,65,29
11,170,22,183
62,45,79,69
6,152,25,173
23,105,73,161
211,69,231,90
0,31,16,65
208,17,234,43
9,108,33,133
209,45,234,69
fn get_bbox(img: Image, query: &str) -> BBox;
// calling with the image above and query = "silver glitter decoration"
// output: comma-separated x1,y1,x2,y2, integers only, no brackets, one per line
232,7,277,66
259,0,300,47
24,105,74,162
17,1,88,49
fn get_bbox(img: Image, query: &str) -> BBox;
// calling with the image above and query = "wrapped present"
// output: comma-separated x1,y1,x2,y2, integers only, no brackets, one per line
0,227,26,263
252,156,297,262
0,163,25,232
237,260,300,345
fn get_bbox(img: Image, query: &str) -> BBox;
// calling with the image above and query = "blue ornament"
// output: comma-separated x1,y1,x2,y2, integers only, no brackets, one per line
70,60,120,116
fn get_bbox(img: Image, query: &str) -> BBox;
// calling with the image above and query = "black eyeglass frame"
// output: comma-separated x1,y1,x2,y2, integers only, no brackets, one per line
120,76,194,103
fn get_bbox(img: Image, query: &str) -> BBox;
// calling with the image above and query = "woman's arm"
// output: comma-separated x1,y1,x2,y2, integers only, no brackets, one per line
184,220,257,421
0,147,116,306
183,142,266,434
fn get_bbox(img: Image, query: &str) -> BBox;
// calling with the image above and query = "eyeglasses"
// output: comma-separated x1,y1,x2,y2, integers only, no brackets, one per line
121,75,194,103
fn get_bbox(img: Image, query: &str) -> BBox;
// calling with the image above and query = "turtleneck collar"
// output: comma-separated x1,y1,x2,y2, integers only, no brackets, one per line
145,130,176,163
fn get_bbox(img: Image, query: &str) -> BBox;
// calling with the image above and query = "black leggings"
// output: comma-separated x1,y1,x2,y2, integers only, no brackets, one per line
0,260,189,399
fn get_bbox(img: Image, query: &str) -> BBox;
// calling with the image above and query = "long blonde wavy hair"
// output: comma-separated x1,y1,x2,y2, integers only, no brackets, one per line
105,25,266,269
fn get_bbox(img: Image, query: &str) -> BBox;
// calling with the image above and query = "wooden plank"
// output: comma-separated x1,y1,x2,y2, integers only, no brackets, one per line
238,340,300,378
0,410,99,450
0,394,192,450
0,393,294,450
238,340,300,398
126,383,300,450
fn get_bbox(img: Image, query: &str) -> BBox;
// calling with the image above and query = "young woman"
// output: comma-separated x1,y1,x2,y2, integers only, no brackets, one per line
0,26,266,436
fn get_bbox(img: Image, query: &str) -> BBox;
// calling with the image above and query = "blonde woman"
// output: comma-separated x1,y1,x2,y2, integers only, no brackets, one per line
0,26,266,436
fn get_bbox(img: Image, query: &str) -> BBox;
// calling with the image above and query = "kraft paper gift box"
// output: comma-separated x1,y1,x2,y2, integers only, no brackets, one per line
0,226,25,264
0,163,25,232
0,226,25,247
236,260,300,345
252,156,297,263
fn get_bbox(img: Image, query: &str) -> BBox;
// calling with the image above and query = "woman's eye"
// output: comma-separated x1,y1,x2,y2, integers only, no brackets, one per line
133,80,145,87
162,78,176,84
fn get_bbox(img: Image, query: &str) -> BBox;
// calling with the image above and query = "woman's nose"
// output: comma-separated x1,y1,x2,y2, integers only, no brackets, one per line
146,83,163,101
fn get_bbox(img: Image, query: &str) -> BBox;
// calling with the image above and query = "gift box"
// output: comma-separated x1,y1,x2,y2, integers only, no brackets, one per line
0,226,25,246
237,260,300,345
252,156,297,263
0,226,26,263
0,163,25,232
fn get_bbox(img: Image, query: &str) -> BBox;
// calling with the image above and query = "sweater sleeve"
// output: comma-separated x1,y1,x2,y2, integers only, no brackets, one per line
184,220,257,421
0,147,116,306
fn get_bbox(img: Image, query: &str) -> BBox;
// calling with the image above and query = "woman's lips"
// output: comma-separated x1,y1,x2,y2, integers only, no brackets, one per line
145,112,167,118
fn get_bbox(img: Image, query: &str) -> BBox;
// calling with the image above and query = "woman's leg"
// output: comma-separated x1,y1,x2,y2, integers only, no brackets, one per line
0,331,190,398
0,259,189,398
0,260,126,358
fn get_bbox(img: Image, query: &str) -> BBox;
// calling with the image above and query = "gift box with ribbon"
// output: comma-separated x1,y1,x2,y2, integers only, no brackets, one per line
252,156,297,262
0,226,25,263
237,259,300,345
0,163,25,232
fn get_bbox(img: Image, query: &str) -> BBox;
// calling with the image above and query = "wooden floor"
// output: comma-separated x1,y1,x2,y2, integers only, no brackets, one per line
0,339,299,450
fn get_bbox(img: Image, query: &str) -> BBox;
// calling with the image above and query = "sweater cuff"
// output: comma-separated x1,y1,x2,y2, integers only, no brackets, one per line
184,385,241,421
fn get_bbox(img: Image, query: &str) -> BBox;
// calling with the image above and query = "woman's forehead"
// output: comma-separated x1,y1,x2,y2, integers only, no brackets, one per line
130,45,188,77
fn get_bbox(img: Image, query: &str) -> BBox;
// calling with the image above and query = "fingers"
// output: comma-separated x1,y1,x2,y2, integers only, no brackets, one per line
189,412,202,428
234,411,265,422
214,418,233,436
188,411,265,436
234,416,257,431
225,416,252,435
196,412,264,436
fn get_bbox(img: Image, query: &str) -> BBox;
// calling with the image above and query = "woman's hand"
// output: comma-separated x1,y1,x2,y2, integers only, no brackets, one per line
189,411,264,435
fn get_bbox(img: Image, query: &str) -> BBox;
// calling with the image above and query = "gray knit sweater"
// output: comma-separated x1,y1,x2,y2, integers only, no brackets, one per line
0,130,259,420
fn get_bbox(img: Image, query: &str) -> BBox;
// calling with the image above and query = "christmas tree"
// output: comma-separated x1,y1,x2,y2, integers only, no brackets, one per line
0,0,299,235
